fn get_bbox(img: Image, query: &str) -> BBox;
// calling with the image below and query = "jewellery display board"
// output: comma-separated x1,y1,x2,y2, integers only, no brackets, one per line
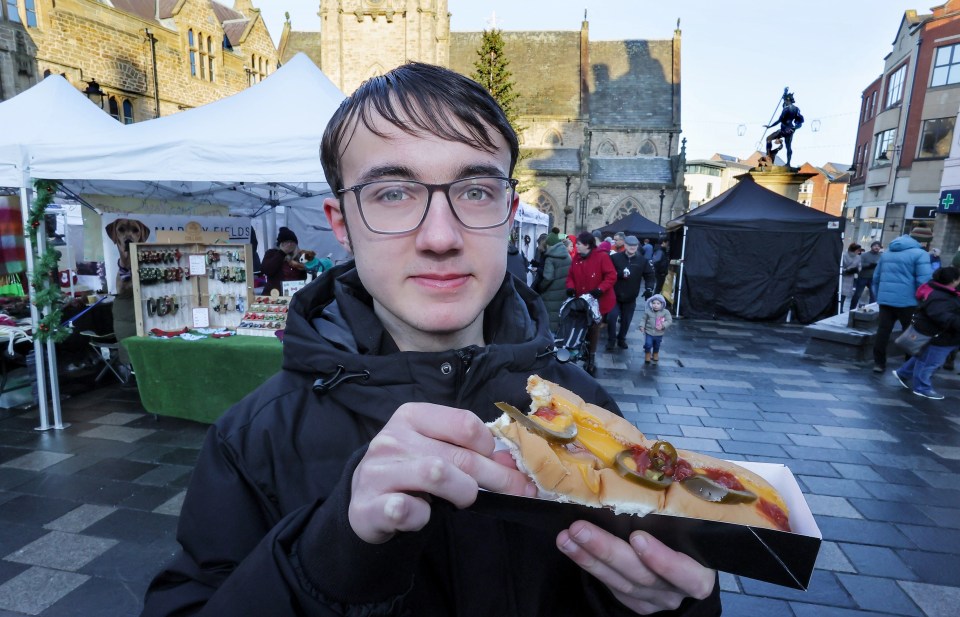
236,294,291,337
131,243,253,337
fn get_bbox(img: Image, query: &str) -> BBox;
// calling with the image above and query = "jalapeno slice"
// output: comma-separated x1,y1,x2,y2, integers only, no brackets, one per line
614,450,673,490
648,441,678,470
680,474,758,504
495,402,577,443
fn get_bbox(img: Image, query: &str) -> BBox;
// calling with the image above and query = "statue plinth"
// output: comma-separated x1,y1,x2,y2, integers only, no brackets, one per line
737,167,817,202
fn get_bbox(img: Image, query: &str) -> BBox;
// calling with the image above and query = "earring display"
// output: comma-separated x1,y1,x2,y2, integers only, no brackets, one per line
131,242,253,336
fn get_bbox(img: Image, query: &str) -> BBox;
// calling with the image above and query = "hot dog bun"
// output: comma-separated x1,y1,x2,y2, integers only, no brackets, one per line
490,376,791,531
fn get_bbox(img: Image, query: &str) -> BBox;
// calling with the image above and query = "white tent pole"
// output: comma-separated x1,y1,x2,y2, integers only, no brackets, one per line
675,225,688,316
31,191,65,428
18,185,50,430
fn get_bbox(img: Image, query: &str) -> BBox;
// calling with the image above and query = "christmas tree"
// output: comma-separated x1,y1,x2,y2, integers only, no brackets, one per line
471,29,522,137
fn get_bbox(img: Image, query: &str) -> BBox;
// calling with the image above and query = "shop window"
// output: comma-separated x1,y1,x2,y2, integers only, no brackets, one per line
122,99,134,125
885,64,906,108
188,30,197,77
932,43,960,87
918,117,955,158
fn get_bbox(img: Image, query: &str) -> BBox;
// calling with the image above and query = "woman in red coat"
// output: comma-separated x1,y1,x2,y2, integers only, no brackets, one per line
566,231,618,374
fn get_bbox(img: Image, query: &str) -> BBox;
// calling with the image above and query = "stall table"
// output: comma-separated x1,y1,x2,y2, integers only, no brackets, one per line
123,335,282,423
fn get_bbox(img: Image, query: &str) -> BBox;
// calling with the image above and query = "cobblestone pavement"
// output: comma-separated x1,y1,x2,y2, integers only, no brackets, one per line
0,317,957,616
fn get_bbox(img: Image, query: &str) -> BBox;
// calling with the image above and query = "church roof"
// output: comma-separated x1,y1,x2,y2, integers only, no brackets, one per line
108,1,252,35
520,148,581,174
222,19,248,46
109,0,158,22
281,31,322,66
589,157,673,185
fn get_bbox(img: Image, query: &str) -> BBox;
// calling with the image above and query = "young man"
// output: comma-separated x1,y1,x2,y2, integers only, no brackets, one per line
141,63,718,616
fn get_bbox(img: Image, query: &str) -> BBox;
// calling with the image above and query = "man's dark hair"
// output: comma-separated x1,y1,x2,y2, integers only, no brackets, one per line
320,62,520,193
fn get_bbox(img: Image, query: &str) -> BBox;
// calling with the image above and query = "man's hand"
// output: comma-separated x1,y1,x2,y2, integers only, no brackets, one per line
349,403,536,544
558,522,715,615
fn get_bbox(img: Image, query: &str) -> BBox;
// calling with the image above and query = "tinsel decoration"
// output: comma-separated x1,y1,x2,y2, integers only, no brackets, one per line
27,179,72,344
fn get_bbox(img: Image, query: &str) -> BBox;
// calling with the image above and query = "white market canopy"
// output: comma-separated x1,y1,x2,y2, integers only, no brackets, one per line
0,75,122,188
27,53,346,217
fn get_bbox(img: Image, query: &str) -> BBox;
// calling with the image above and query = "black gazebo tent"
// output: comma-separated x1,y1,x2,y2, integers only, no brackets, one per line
666,176,844,323
595,212,665,239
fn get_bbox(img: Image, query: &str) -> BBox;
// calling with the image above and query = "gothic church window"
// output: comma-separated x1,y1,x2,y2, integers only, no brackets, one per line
188,30,197,77
535,193,556,217
122,99,134,125
597,140,617,156
612,199,640,221
206,35,215,82
108,97,120,121
639,140,657,156
541,130,562,147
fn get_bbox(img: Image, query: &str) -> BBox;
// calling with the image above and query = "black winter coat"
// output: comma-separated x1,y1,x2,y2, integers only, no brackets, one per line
141,263,720,617
915,282,960,347
611,251,656,302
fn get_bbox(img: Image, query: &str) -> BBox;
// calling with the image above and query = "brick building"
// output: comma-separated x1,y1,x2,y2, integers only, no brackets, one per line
846,1,960,254
0,0,278,124
288,1,686,233
797,162,850,217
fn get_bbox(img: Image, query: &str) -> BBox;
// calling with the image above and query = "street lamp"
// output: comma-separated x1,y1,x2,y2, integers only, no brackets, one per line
563,176,572,233
657,187,666,226
83,79,105,108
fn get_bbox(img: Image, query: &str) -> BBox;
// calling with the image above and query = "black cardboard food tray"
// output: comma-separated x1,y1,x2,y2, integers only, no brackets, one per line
470,461,821,590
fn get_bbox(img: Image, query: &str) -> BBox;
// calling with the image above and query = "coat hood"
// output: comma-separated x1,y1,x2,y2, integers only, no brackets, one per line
646,293,667,310
888,235,923,253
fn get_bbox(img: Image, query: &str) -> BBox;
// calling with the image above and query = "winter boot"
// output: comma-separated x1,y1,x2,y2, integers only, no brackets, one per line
644,352,651,364
652,352,659,364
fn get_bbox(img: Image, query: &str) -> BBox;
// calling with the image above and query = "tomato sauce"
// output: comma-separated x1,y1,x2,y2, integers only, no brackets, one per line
534,406,560,421
759,499,791,532
703,468,746,491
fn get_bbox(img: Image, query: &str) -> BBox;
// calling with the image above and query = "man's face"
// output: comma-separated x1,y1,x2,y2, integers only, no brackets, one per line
624,243,638,256
614,237,625,247
323,112,518,350
871,244,881,253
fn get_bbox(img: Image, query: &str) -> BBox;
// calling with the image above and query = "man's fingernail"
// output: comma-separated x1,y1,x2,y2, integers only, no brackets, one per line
573,526,592,543
524,482,538,497
631,533,647,553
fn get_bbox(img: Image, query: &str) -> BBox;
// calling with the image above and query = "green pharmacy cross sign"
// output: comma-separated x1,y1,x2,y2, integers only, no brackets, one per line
939,190,959,214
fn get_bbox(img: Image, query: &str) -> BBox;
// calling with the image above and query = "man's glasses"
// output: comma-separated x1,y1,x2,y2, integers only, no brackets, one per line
337,176,519,235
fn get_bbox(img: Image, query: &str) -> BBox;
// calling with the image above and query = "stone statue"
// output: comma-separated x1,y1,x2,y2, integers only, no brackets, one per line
765,89,804,168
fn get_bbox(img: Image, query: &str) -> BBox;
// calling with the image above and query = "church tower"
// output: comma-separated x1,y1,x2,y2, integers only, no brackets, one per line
319,0,450,94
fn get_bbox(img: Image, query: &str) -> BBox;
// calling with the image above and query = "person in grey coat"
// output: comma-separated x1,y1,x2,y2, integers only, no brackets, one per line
535,230,572,332
840,243,861,311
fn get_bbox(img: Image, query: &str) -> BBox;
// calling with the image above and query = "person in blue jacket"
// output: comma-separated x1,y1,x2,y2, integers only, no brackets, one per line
871,226,933,372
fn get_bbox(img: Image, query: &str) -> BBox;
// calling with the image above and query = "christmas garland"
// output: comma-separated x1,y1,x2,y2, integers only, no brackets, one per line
26,179,72,344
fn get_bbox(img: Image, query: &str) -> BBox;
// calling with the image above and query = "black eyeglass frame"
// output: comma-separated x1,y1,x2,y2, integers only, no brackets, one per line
336,176,519,235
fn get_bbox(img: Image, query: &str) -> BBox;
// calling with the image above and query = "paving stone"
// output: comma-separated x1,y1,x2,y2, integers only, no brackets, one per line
0,567,89,616
804,495,862,519
838,543,917,579
725,428,792,444
83,509,178,545
76,425,156,444
662,436,723,453
0,495,79,527
827,408,867,419
152,491,185,517
829,463,886,482
664,405,708,417
924,444,960,460
799,476,873,499
0,452,73,472
679,426,729,440
898,580,960,617
739,569,854,606
787,434,845,449
916,504,960,529
897,523,960,554
5,531,118,572
836,572,923,615
41,575,146,617
44,505,117,534
90,412,142,426
814,426,898,443
813,541,856,573
897,549,960,586
817,516,915,549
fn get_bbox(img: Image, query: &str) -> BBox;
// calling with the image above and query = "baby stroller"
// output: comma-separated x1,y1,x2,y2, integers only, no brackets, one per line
555,294,601,375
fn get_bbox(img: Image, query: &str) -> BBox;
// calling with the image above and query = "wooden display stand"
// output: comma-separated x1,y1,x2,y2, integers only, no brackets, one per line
131,227,253,336
236,293,291,337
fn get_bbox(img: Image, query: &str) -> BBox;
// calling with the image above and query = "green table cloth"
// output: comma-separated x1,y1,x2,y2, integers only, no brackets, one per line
123,335,283,423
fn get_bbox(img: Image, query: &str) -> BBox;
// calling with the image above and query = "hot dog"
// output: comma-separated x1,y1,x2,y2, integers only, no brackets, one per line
490,376,791,531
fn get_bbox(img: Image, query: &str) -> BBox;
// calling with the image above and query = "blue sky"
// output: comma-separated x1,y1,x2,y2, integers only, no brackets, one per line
259,1,918,166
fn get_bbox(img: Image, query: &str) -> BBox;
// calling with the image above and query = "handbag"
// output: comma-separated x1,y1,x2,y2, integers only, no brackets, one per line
895,324,933,356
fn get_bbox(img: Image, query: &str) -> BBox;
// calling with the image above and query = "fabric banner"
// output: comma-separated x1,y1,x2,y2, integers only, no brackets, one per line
0,196,25,276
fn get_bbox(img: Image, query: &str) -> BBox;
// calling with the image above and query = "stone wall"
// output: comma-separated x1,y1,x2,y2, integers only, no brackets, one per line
2,0,278,122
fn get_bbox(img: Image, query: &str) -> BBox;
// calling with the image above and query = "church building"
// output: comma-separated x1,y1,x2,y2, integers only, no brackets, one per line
281,0,686,233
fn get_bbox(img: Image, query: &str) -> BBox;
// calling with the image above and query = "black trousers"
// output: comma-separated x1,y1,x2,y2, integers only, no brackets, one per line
873,304,916,367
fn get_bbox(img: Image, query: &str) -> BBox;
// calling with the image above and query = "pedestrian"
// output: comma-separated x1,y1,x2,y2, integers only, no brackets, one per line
871,226,933,373
641,237,654,261
653,238,670,294
840,243,861,311
140,62,718,616
506,238,529,282
612,231,627,253
851,241,882,310
606,235,655,351
260,226,307,295
566,231,618,375
536,230,572,333
892,266,960,400
640,293,673,364
930,248,941,271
